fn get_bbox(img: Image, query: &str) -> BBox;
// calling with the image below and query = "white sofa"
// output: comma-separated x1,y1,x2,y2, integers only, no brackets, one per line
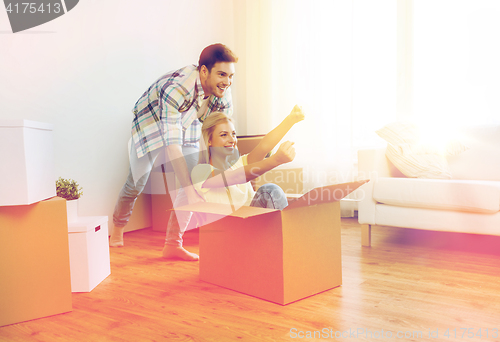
357,124,500,246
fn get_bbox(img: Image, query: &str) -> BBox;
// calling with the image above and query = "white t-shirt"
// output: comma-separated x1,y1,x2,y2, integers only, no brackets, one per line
191,154,256,207
197,97,210,119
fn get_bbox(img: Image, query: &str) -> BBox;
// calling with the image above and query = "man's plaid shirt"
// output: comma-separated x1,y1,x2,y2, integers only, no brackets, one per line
131,64,233,158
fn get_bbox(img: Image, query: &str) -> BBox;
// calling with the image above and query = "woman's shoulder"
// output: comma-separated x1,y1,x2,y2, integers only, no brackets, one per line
191,163,213,182
234,154,248,167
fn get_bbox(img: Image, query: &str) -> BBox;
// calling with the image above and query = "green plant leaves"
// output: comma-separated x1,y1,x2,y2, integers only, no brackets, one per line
55,177,83,200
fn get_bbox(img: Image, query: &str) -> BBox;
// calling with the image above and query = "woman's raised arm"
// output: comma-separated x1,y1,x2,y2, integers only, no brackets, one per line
246,105,304,164
201,141,296,188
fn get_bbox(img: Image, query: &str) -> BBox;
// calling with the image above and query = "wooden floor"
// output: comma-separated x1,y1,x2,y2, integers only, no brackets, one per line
1,218,500,342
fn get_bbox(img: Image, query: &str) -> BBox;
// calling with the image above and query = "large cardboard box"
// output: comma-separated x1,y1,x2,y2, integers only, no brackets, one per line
68,216,111,292
148,169,197,232
0,120,56,206
176,181,366,305
0,197,72,326
147,169,175,232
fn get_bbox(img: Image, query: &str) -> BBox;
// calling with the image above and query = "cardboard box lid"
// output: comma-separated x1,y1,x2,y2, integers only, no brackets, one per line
236,135,265,155
68,215,108,233
174,202,278,219
284,180,368,210
174,180,368,218
0,119,53,131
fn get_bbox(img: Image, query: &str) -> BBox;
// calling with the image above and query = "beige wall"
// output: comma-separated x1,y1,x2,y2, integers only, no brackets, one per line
0,0,235,231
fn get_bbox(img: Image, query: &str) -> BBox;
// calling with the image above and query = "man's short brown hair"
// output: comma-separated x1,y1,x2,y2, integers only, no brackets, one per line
198,43,238,72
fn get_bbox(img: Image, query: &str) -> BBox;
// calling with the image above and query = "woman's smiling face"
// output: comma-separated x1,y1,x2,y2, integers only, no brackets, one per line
209,121,237,150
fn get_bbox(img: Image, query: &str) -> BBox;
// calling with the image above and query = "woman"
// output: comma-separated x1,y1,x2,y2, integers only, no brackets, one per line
191,106,304,210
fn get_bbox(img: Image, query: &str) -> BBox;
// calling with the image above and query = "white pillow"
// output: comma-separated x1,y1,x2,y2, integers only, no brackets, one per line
376,122,469,154
445,139,470,156
375,122,419,146
385,144,452,179
376,122,467,179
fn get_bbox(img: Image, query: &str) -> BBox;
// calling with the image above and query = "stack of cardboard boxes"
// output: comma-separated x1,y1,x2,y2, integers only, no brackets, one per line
0,120,72,326
0,120,110,327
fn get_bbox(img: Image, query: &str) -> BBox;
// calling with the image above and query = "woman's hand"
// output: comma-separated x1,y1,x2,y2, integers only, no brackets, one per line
272,141,296,165
286,105,305,125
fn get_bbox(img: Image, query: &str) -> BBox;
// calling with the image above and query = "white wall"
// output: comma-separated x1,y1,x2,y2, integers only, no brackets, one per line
0,0,235,227
231,0,274,136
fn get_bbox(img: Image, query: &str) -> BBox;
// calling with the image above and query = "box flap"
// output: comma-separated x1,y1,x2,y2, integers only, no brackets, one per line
0,119,53,131
173,202,278,219
229,205,278,219
68,215,108,233
284,180,368,211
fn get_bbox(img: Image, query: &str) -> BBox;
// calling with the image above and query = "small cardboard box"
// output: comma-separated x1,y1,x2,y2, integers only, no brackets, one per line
0,197,72,326
176,181,366,305
68,216,111,292
0,120,56,206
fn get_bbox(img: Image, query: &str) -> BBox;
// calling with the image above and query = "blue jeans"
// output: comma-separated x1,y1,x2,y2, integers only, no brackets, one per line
250,183,288,210
112,145,199,247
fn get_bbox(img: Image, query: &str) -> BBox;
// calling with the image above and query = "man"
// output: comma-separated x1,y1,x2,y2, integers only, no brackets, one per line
110,43,238,261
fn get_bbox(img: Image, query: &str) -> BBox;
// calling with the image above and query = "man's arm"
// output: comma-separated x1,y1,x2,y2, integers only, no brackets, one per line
247,105,304,164
157,75,205,204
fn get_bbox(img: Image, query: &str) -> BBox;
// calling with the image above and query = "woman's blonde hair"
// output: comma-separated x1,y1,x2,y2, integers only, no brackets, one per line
199,112,234,164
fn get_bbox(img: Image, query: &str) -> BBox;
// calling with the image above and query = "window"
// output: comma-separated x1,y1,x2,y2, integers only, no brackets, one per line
413,0,500,127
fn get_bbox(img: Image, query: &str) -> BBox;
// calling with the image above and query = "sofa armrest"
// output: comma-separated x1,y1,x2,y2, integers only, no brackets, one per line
357,148,392,226
358,147,393,179
357,180,376,225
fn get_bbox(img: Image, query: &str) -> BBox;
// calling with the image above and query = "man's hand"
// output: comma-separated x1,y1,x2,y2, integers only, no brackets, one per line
286,105,305,125
272,141,296,165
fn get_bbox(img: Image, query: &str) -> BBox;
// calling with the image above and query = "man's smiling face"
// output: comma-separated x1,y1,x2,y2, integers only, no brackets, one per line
200,62,235,98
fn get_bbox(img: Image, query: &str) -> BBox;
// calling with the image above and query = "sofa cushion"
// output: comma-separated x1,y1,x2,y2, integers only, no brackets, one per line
373,177,500,214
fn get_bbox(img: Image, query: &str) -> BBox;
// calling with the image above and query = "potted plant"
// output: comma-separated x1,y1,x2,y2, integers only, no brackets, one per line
56,177,83,222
